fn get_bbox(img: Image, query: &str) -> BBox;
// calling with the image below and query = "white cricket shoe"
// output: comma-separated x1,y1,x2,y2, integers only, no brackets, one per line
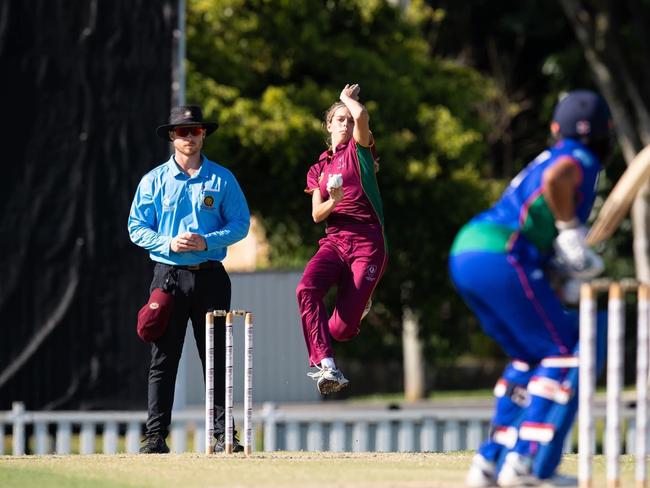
497,452,540,487
307,367,349,395
465,454,497,487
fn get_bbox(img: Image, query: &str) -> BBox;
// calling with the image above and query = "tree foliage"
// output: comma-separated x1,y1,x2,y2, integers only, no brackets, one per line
426,1,638,280
557,0,650,283
186,0,500,365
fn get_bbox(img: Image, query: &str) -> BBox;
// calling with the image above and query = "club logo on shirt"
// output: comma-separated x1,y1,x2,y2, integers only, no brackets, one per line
576,120,591,135
203,195,215,208
149,302,160,310
365,265,378,282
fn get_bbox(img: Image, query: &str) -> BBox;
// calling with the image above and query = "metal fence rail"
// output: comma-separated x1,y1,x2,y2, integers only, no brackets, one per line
0,401,638,456
260,403,492,452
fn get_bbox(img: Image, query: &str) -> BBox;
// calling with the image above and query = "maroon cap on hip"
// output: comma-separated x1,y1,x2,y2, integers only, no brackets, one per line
137,288,175,342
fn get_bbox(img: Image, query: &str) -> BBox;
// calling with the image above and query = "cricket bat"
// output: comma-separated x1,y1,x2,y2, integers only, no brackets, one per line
586,144,650,245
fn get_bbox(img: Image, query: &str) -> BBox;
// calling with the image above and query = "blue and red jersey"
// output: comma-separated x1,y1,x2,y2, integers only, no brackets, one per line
451,138,602,264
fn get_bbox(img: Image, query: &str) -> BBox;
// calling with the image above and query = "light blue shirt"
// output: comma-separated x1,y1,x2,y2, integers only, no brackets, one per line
128,155,250,265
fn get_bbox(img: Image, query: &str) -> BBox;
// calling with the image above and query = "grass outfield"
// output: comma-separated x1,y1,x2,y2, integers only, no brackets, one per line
0,451,642,488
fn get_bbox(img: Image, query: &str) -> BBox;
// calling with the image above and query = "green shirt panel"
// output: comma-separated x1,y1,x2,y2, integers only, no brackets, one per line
356,144,385,227
450,222,514,255
520,195,557,252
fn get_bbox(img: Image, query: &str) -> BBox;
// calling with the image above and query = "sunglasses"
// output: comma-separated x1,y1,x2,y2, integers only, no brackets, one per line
173,126,204,137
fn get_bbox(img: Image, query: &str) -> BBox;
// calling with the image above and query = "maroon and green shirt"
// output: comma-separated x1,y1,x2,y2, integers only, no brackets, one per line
305,137,384,232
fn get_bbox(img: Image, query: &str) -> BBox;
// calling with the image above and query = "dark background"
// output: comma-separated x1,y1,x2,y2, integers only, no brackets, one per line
0,0,177,410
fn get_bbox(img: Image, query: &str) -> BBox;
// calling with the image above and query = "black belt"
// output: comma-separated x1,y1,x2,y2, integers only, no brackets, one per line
172,261,222,271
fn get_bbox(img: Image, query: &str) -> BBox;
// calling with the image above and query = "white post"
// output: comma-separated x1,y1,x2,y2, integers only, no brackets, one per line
397,420,415,452
376,420,392,452
420,418,437,452
579,283,597,488
0,421,4,455
205,312,215,454
262,402,277,452
125,421,140,453
402,307,425,401
171,421,186,453
443,420,460,452
467,420,483,451
285,422,300,451
351,421,369,452
80,422,95,454
606,283,624,486
55,421,72,454
306,422,324,451
103,421,118,454
636,284,650,488
34,422,49,455
330,421,346,452
11,402,25,456
194,424,205,453
225,312,234,454
244,312,254,455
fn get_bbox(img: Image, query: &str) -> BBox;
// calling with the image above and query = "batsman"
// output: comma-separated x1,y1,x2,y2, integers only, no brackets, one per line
449,90,613,486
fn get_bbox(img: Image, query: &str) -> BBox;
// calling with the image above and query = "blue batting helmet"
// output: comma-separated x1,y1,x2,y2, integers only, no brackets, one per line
551,90,612,142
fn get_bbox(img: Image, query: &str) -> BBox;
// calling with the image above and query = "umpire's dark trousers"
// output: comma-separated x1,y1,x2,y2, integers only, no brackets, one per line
145,261,230,438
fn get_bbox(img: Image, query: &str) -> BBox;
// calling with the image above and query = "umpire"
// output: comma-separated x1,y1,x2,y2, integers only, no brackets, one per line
128,105,250,453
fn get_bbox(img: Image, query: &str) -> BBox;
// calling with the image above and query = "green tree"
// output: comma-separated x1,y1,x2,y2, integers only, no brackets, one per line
559,0,650,282
426,2,639,277
187,0,502,380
